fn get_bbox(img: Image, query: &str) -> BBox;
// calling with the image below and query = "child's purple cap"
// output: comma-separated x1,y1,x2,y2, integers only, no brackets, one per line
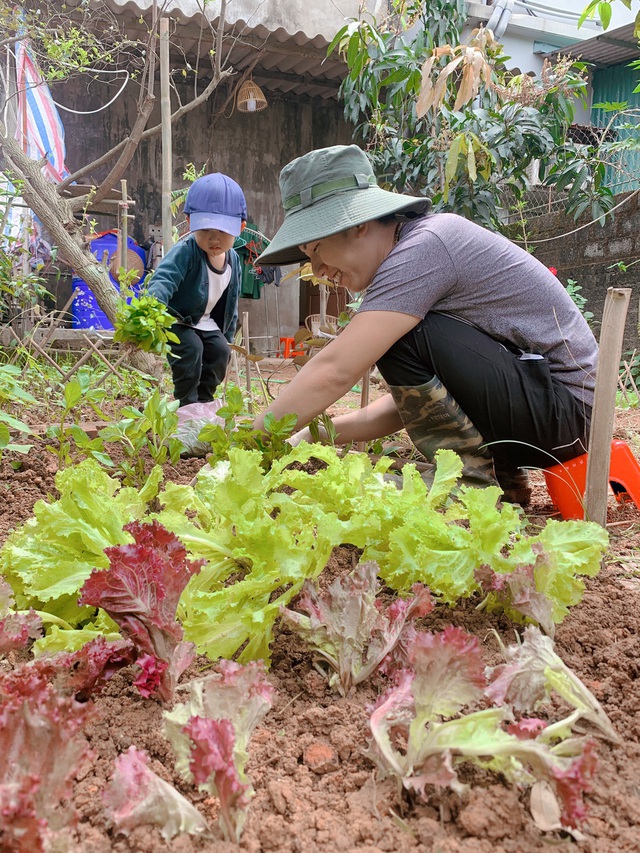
184,173,247,236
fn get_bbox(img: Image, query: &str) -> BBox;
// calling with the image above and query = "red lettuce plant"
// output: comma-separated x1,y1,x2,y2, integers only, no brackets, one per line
37,635,137,701
182,716,248,841
475,555,555,636
104,745,208,842
0,664,94,852
485,625,619,743
279,560,433,695
367,626,604,829
163,660,274,842
0,576,42,654
79,520,204,702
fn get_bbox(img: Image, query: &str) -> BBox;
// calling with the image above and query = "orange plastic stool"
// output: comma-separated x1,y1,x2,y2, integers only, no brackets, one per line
279,336,305,358
543,440,640,520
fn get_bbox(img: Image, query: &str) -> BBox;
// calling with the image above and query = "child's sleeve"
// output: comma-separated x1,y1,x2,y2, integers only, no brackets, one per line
146,241,191,305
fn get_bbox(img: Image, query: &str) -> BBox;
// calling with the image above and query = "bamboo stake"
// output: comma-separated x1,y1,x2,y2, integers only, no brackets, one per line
118,179,128,287
160,16,173,252
242,311,253,412
584,287,631,527
354,368,371,452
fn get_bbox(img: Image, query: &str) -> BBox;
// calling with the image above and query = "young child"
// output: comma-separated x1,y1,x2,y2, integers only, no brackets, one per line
147,172,247,406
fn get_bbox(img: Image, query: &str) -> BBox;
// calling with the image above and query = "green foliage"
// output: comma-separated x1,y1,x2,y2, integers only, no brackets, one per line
0,460,152,627
198,384,298,472
578,0,624,30
0,444,608,661
330,5,615,230
98,390,182,486
170,162,208,217
45,371,109,469
565,279,595,327
113,292,180,356
0,1,140,84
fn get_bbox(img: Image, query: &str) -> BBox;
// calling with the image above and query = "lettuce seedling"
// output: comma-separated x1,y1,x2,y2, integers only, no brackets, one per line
475,557,556,636
79,519,204,702
0,664,94,852
35,635,137,702
486,625,619,743
182,716,248,842
163,659,273,842
367,626,599,829
279,561,433,695
104,745,208,842
0,576,42,654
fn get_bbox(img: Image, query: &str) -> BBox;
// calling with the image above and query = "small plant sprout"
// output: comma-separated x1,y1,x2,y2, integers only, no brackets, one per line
279,560,433,696
0,576,42,654
162,659,274,842
104,745,209,842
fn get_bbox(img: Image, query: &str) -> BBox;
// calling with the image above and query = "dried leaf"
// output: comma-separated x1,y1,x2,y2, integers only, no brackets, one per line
530,780,562,831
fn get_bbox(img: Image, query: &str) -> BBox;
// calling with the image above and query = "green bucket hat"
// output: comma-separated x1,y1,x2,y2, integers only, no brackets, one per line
256,144,431,266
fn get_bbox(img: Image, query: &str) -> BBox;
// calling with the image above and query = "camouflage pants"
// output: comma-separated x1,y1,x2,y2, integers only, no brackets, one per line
389,378,497,488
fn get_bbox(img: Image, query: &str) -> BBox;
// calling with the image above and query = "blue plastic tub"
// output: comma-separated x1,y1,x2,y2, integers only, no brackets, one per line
71,232,146,330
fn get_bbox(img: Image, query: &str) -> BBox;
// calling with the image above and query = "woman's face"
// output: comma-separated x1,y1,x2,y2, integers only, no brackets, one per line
299,223,386,292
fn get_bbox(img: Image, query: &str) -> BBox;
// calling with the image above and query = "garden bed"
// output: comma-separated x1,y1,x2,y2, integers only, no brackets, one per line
1,410,639,853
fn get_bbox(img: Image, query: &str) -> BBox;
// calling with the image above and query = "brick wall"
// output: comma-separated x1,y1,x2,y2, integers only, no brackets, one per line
523,191,640,354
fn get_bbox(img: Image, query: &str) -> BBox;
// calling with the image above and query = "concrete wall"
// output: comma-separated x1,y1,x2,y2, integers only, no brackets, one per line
524,192,640,354
59,78,354,353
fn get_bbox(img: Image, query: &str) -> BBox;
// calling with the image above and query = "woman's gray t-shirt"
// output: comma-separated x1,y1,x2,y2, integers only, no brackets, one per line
358,213,598,406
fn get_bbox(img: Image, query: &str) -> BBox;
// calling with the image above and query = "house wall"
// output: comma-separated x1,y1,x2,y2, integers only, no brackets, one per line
465,0,636,115
592,64,640,195
524,192,640,353
59,77,354,353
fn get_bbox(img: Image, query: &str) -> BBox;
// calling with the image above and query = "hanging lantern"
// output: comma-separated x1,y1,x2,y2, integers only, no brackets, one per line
236,77,268,113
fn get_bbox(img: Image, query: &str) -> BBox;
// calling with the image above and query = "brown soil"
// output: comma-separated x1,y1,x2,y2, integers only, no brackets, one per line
1,396,640,853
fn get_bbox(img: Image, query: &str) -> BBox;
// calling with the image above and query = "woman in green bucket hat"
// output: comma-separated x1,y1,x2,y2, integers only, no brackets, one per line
254,145,597,504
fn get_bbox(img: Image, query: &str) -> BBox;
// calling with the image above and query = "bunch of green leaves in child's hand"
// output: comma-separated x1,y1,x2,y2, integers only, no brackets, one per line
198,384,298,471
114,293,180,356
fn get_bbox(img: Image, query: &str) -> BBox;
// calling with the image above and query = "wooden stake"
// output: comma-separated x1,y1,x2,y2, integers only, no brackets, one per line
242,311,253,412
584,287,631,527
354,368,371,452
160,16,173,252
118,179,128,288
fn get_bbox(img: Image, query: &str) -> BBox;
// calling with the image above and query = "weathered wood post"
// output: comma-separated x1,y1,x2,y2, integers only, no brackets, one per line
160,16,173,253
584,287,631,526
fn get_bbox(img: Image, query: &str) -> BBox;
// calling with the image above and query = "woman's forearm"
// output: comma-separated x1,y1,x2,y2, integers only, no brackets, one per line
330,394,403,443
288,394,403,446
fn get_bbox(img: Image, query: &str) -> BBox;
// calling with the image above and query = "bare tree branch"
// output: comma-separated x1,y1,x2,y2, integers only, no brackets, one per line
59,65,235,190
68,92,156,212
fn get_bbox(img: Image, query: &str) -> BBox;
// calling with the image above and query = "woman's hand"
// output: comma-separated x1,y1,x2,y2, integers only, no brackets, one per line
286,426,314,447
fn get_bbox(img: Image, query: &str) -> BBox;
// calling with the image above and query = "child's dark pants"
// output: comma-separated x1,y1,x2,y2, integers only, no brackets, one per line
168,325,230,407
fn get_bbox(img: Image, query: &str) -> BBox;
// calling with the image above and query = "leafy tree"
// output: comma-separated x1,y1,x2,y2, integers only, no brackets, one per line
329,0,615,231
578,0,639,31
0,0,242,373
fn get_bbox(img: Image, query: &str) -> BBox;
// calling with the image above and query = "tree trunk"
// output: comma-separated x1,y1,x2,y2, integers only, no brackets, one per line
0,125,161,377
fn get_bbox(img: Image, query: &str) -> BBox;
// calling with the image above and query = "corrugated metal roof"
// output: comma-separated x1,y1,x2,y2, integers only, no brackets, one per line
83,0,359,100
549,23,640,68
